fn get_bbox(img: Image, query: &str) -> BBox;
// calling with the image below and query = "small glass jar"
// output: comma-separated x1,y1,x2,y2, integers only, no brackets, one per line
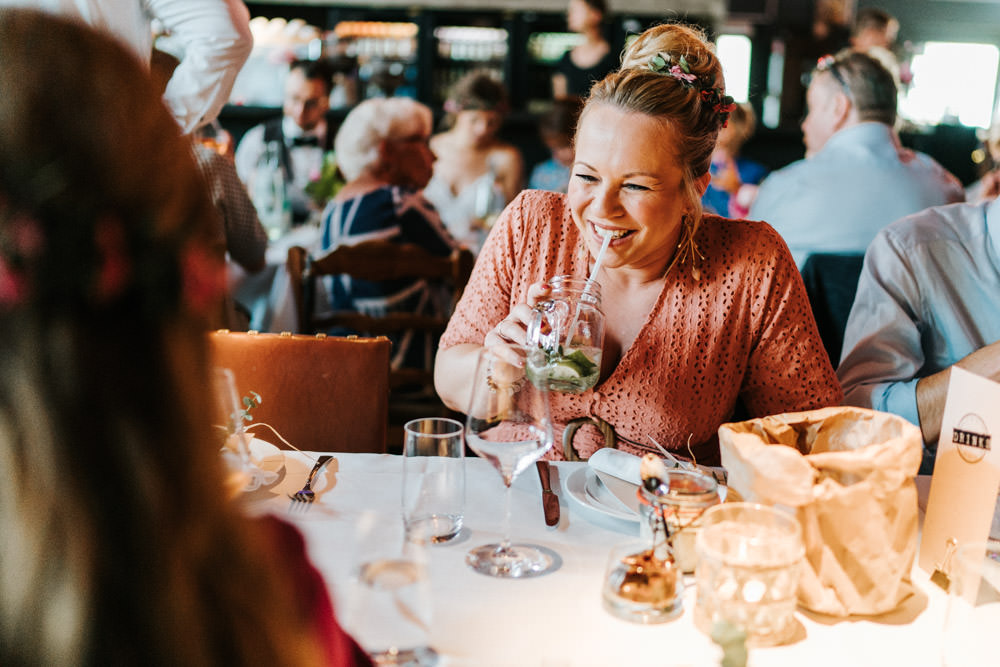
639,469,721,574
525,275,604,394
601,540,683,624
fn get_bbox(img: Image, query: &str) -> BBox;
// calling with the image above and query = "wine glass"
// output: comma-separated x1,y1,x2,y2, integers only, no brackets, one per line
464,345,555,578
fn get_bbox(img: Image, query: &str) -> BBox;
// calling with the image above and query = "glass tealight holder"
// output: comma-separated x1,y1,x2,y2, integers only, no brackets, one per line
602,540,683,624
694,502,804,647
638,469,721,574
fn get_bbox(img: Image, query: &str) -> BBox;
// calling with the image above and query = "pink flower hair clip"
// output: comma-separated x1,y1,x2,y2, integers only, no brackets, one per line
648,52,736,126
649,52,699,88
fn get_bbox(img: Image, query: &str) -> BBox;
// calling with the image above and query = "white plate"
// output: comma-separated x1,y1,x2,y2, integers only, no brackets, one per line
563,466,640,524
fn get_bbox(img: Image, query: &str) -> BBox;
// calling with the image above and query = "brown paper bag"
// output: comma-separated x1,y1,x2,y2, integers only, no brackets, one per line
718,406,922,617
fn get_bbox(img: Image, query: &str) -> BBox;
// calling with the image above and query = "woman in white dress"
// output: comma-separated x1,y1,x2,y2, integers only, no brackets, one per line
425,70,523,253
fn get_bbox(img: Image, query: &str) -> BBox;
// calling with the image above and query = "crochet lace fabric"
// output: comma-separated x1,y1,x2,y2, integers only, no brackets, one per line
440,190,842,464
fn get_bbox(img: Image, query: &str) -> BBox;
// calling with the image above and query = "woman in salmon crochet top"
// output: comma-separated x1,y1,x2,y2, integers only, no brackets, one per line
435,22,842,466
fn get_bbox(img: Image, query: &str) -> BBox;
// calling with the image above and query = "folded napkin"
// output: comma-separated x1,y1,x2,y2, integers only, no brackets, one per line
588,448,642,485
221,433,280,492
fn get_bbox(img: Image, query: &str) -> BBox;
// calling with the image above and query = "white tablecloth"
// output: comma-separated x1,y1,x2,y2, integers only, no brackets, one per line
244,452,948,667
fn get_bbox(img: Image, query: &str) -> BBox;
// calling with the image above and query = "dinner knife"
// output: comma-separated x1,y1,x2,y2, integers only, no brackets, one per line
536,460,560,526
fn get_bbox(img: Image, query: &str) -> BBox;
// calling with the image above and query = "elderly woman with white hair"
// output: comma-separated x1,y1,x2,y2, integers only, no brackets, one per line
317,96,458,366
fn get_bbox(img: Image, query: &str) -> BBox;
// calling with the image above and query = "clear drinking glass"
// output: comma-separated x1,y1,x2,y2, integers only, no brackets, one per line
525,275,604,394
402,418,465,544
942,539,1000,667
694,502,804,647
342,511,438,666
465,345,555,578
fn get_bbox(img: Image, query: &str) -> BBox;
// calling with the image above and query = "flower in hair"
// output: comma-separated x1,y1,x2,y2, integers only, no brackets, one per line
649,52,736,125
701,88,737,116
649,53,698,88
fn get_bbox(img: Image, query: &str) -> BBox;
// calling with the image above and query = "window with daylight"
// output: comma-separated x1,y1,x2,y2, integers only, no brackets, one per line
898,41,999,128
716,33,752,104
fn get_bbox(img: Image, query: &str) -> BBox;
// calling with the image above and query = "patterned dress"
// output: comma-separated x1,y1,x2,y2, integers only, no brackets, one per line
440,190,842,463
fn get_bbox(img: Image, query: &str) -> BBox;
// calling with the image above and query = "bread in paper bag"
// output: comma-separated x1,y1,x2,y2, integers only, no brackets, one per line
718,406,922,617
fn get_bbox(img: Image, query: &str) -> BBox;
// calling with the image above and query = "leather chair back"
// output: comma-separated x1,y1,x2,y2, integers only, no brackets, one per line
209,331,390,453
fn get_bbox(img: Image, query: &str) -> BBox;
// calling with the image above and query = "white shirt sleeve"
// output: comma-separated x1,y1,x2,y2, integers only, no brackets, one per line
145,0,253,133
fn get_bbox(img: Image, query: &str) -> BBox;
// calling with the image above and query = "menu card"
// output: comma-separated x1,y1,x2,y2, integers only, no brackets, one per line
918,367,1000,576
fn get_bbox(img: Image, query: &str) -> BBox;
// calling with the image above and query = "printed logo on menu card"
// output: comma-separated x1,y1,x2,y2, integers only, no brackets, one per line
952,413,991,464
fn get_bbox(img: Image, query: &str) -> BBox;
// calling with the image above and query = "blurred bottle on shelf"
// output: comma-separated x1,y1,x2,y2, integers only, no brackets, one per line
431,25,509,107
251,143,292,241
334,20,419,100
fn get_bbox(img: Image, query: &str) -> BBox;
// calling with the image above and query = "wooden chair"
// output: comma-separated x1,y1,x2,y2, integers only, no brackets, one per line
209,330,390,453
287,240,475,450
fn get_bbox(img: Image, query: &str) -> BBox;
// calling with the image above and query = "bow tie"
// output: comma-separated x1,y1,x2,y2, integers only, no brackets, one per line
291,135,320,147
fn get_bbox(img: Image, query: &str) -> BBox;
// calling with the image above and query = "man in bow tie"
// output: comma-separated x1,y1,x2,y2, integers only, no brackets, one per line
236,59,335,226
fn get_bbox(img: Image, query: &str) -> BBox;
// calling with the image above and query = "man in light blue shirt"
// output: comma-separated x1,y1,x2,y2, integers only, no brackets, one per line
838,197,1000,472
749,50,963,268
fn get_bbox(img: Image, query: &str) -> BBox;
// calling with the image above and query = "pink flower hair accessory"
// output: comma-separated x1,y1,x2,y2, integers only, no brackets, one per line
648,52,736,126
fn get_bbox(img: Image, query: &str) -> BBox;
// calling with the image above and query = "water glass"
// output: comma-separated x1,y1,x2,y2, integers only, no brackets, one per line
342,511,438,666
402,418,465,544
942,539,1000,667
694,502,804,647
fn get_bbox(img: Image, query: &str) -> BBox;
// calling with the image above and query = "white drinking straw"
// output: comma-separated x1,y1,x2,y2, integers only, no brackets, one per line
589,228,613,284
565,229,612,348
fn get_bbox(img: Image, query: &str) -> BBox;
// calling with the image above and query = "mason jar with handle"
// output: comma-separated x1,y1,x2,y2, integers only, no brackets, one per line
525,275,604,394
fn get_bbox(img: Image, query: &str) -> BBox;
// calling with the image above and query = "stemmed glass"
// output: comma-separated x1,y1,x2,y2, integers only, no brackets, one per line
465,345,555,578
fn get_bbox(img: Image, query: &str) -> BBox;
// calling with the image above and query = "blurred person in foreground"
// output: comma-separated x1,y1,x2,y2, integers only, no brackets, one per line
236,59,336,227
838,196,1000,474
0,9,369,666
424,70,524,254
702,102,767,219
434,23,842,465
319,96,458,371
749,50,963,269
0,0,252,133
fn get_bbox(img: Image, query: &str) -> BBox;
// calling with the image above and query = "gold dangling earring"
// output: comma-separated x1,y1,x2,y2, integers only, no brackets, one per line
668,214,703,281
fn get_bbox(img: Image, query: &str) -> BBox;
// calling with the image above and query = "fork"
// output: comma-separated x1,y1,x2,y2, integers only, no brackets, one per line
289,455,333,504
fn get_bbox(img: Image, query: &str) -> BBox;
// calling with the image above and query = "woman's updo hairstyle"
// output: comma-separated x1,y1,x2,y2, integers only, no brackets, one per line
584,23,729,224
